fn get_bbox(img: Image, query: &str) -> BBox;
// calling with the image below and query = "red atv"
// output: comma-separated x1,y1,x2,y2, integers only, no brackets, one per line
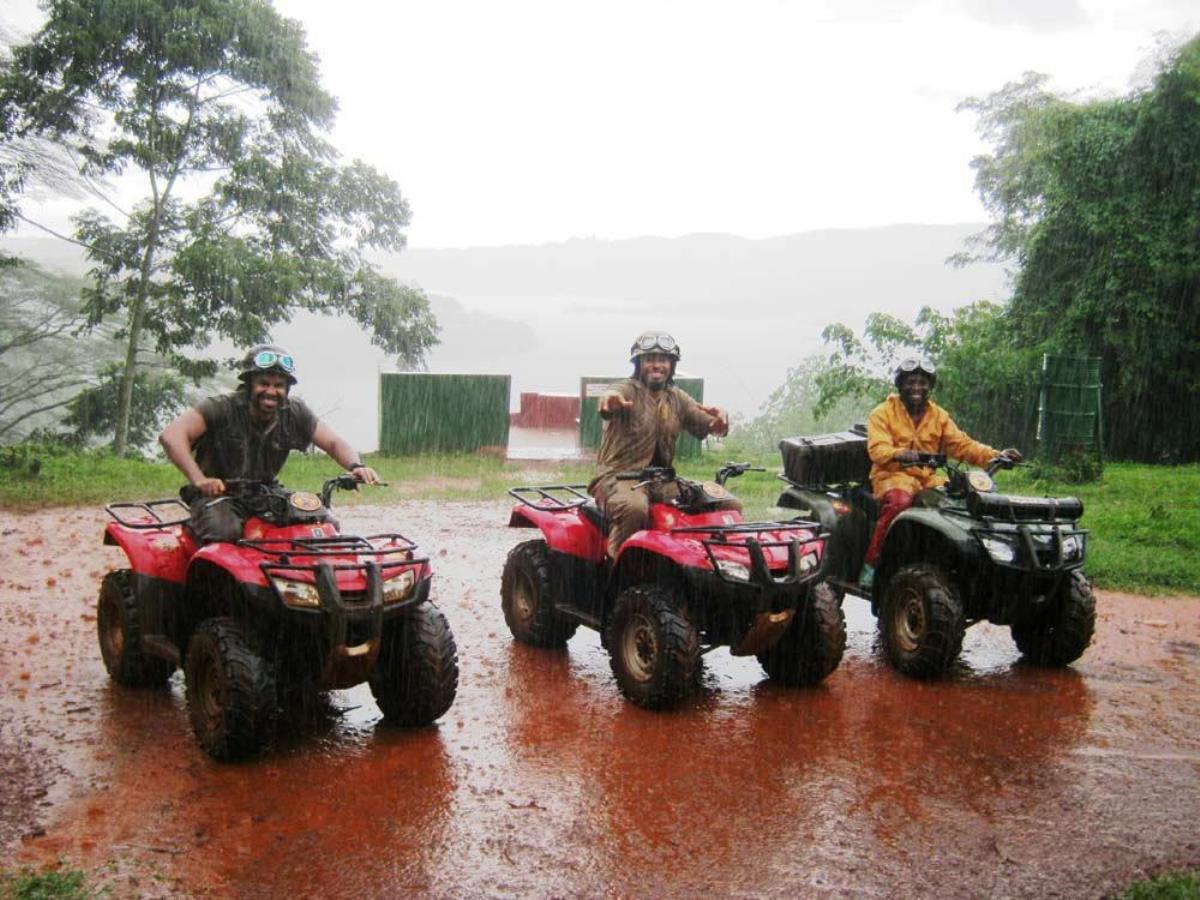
501,463,844,709
98,475,458,760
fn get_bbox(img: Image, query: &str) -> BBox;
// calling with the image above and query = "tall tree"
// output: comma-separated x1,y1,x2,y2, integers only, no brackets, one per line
959,35,1200,462
0,262,112,441
0,0,438,454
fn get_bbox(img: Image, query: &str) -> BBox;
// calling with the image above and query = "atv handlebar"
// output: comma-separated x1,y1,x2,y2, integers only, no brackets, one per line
320,474,389,508
715,462,765,486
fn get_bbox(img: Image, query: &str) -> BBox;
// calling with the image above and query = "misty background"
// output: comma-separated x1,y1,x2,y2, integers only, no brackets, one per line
2,225,1006,450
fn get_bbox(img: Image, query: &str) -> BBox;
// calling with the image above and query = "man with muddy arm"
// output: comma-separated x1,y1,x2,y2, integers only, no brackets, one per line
159,344,380,544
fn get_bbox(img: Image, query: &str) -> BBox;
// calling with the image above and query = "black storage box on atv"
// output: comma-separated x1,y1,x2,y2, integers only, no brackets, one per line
779,428,870,488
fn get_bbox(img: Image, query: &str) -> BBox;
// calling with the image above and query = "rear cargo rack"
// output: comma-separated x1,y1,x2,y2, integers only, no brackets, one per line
509,485,591,510
105,499,192,529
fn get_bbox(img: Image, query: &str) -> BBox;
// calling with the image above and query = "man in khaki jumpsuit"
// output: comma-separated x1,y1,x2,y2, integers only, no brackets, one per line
587,331,730,558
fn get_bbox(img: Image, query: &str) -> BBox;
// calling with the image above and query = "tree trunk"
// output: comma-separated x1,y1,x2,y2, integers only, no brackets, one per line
113,223,160,456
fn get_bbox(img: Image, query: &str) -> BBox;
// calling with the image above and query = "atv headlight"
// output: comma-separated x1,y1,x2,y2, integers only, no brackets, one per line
979,535,1017,563
799,551,819,573
271,577,321,608
1060,534,1083,561
715,560,751,581
382,569,416,604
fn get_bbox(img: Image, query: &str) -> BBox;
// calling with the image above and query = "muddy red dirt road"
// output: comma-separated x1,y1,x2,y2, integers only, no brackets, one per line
2,502,1198,898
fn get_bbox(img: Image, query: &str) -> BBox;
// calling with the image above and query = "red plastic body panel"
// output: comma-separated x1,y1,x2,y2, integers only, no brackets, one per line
508,505,606,563
509,500,824,574
107,514,423,593
104,521,196,584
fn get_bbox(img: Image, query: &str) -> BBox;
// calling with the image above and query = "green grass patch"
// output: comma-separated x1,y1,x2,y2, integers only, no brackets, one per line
0,867,92,900
1116,869,1200,900
1,447,1196,596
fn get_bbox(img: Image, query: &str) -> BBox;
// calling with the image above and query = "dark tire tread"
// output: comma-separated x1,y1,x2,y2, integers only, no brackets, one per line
758,582,846,686
185,617,277,761
1011,571,1096,666
605,585,700,709
500,539,578,647
880,563,965,678
97,569,173,687
370,604,459,726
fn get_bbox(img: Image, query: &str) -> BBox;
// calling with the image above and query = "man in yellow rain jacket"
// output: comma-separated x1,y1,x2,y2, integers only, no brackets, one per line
860,358,1022,588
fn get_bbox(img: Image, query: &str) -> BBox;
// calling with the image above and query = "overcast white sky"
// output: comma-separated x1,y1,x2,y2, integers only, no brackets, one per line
4,0,1198,248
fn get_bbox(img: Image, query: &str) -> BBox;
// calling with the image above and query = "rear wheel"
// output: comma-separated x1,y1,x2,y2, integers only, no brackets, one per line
501,539,578,647
185,617,277,761
1011,571,1096,666
370,604,459,725
880,564,965,678
758,582,846,686
605,585,700,709
97,569,173,686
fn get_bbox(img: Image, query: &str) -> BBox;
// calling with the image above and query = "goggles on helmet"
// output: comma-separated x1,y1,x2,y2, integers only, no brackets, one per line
896,357,936,377
253,350,296,373
635,333,677,353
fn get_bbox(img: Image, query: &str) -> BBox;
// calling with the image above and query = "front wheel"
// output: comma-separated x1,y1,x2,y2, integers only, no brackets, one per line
500,539,578,647
370,604,459,726
1011,571,1096,666
605,585,700,709
880,564,965,678
97,569,173,687
185,617,277,761
758,582,846,686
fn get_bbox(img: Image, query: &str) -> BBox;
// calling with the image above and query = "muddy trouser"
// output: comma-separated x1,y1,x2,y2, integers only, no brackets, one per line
186,495,247,544
593,476,680,559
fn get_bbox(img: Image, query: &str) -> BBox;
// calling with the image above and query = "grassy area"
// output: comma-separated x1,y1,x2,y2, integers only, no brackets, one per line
0,868,91,900
1116,869,1200,899
0,447,1196,596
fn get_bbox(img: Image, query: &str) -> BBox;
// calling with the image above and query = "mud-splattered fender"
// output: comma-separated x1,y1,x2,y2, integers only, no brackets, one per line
103,522,195,584
508,505,605,561
188,542,271,588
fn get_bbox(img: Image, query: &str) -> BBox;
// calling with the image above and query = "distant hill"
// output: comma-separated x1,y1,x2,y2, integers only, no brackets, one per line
1,226,1010,445
374,225,1008,320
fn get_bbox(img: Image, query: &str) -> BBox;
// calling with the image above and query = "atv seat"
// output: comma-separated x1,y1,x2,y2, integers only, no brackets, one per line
849,484,880,521
579,499,607,533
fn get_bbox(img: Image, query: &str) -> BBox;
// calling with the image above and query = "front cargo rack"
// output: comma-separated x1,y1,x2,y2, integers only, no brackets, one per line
671,519,827,586
242,533,429,582
509,485,591,510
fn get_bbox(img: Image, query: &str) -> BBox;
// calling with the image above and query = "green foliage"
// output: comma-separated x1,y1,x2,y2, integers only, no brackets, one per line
811,302,1040,452
1116,869,1200,900
1024,446,1104,484
62,363,185,452
960,36,1200,462
0,262,116,442
0,867,91,900
0,0,438,454
727,354,871,456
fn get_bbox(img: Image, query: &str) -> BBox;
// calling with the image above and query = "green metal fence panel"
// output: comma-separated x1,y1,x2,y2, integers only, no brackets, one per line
578,375,705,459
379,374,510,455
1037,355,1103,460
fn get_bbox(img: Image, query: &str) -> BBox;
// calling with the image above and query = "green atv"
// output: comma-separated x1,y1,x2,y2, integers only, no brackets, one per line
776,428,1095,677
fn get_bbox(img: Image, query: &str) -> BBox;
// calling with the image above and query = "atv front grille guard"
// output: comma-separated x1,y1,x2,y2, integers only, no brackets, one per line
105,499,192,529
242,533,425,575
509,485,592,510
248,534,430,617
671,520,826,587
974,523,1089,572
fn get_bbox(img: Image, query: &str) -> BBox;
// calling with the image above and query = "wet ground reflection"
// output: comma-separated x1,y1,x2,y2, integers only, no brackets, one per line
2,502,1197,897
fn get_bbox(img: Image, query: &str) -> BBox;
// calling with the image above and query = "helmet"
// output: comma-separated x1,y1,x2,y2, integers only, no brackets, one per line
238,344,297,385
893,357,936,390
629,330,681,363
